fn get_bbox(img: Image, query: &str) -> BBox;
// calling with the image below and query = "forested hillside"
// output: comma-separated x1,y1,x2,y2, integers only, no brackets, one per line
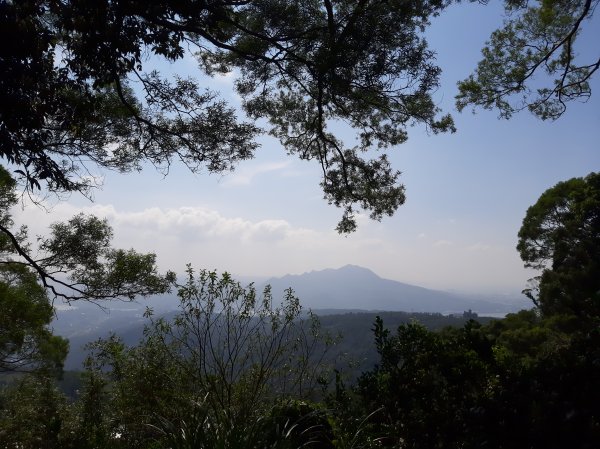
54,305,493,371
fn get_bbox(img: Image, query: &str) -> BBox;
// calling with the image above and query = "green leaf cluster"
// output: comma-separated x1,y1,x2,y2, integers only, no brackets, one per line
457,0,598,120
0,264,68,374
0,166,174,302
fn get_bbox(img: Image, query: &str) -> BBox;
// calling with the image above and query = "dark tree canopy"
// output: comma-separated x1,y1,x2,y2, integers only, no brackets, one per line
517,172,600,325
457,0,599,120
0,1,260,193
353,313,600,449
0,0,457,233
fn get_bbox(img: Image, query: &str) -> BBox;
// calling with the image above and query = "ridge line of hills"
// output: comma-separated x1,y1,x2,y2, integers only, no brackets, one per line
259,264,528,314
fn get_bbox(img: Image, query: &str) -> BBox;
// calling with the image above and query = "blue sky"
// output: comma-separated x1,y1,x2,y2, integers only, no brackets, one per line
15,2,600,295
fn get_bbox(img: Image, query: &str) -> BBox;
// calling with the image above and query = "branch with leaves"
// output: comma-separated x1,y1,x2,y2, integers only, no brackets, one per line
457,0,599,119
0,167,174,303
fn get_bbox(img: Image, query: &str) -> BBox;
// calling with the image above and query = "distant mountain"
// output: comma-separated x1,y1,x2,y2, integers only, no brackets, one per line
261,265,529,314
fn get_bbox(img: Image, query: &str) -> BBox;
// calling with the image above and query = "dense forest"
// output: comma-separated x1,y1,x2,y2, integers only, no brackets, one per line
1,0,599,448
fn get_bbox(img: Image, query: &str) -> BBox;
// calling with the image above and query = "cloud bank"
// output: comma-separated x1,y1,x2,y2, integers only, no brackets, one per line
13,201,531,293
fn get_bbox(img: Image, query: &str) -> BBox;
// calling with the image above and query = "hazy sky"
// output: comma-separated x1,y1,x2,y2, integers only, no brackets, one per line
14,3,600,295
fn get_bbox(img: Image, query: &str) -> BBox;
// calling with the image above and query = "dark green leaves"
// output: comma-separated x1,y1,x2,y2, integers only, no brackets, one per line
0,263,68,374
1,0,259,197
517,172,600,323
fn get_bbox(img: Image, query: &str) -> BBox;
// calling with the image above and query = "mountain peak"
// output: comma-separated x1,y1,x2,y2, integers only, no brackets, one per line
336,264,379,277
294,265,380,280
338,263,369,271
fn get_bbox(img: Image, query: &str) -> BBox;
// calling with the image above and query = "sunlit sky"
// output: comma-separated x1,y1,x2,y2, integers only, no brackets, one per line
14,3,600,295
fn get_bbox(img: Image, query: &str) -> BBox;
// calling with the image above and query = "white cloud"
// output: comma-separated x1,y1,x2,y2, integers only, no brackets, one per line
110,206,295,242
212,71,236,87
467,242,493,252
222,161,292,187
12,202,380,277
433,239,454,247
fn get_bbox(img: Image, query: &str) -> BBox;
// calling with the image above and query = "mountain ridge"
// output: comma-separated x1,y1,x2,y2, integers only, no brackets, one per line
260,264,527,314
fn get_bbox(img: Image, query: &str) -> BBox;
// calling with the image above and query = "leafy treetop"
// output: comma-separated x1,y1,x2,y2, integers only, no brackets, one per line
517,172,600,326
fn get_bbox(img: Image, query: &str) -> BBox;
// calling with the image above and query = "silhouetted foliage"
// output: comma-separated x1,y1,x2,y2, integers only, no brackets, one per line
0,263,68,374
517,172,600,328
351,312,599,449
